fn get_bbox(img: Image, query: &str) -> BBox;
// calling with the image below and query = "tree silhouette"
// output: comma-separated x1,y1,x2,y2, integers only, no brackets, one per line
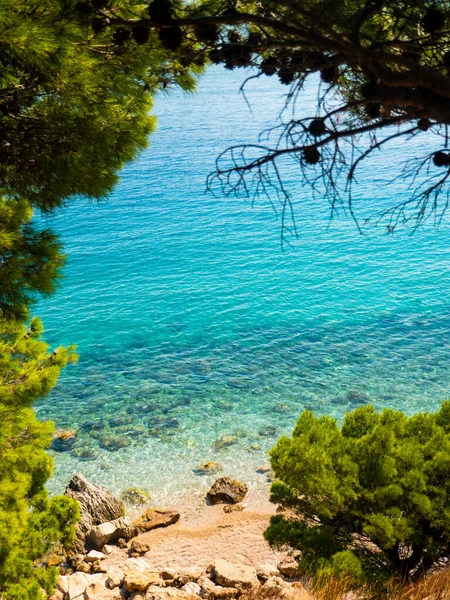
107,0,450,238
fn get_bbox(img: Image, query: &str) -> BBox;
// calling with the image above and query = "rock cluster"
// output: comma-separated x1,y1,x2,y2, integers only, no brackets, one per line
51,557,308,600
50,474,307,600
64,474,180,555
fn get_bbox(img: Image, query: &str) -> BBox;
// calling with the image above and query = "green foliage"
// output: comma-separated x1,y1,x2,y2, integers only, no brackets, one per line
0,2,206,599
266,404,450,586
0,0,201,213
0,319,78,600
0,198,65,322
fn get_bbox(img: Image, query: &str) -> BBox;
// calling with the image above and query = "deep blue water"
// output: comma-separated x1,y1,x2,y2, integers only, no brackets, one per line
37,66,450,503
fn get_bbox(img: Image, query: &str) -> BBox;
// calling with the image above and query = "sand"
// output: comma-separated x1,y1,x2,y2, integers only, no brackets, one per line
105,489,288,570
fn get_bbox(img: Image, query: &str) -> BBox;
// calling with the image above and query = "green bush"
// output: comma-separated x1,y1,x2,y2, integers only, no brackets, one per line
0,319,79,600
266,404,450,586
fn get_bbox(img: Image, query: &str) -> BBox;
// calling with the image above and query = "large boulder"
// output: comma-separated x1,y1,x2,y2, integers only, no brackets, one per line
88,516,135,550
207,478,248,505
212,559,260,592
65,473,125,553
134,508,180,532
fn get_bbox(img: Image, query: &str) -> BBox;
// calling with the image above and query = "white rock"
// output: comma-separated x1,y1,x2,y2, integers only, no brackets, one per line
125,557,153,572
68,572,91,600
160,568,178,581
182,582,201,595
49,590,64,600
277,557,300,579
86,550,106,562
177,566,203,585
198,576,216,597
102,545,114,555
256,564,279,581
261,577,311,600
198,577,237,599
106,567,124,589
213,559,260,592
84,581,122,600
88,516,133,550
56,575,69,594
145,586,196,600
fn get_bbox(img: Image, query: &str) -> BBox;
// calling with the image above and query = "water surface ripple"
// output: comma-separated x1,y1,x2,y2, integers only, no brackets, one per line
36,67,450,502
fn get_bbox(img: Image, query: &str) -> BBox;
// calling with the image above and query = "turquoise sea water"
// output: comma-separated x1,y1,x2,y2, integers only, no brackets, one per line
37,66,450,504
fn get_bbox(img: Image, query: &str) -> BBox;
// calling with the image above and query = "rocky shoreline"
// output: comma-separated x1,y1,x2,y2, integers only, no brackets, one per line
48,474,309,600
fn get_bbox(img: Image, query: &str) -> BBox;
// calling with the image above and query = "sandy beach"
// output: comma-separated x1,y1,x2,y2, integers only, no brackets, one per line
103,490,288,572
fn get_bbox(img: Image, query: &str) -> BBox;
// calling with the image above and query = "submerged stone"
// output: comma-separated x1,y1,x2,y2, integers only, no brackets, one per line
226,377,252,389
51,429,77,452
330,395,348,406
192,461,223,476
81,420,105,432
258,426,280,437
192,358,212,375
213,435,238,450
273,403,291,414
120,488,151,508
98,434,131,451
71,444,98,461
109,415,133,428
347,389,370,405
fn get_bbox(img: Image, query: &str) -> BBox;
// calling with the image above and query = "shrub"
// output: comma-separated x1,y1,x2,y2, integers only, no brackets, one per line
265,404,450,586
0,318,79,600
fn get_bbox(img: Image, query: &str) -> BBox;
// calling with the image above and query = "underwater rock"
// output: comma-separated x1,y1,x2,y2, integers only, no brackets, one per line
71,444,98,461
81,420,105,432
120,488,151,508
216,400,233,411
207,477,248,504
98,434,131,451
347,389,370,405
232,430,248,438
109,415,133,428
65,473,125,553
272,403,290,414
148,416,180,429
213,435,238,450
256,465,270,474
330,395,348,406
257,426,280,438
192,461,223,476
192,358,212,375
247,442,261,452
226,377,252,389
51,429,77,452
114,424,146,438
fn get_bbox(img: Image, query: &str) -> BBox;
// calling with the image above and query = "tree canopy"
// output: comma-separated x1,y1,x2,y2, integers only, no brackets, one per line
103,0,450,236
266,404,450,586
0,2,203,597
0,318,78,600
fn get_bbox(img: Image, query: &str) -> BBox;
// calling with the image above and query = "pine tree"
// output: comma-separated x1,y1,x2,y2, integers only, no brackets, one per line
0,2,204,598
0,319,78,600
266,404,450,586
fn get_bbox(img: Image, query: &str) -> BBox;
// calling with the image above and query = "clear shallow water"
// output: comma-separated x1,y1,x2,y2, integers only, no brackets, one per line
36,66,450,504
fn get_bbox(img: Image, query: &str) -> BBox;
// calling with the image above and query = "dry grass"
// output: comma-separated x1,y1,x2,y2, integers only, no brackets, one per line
246,568,450,600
